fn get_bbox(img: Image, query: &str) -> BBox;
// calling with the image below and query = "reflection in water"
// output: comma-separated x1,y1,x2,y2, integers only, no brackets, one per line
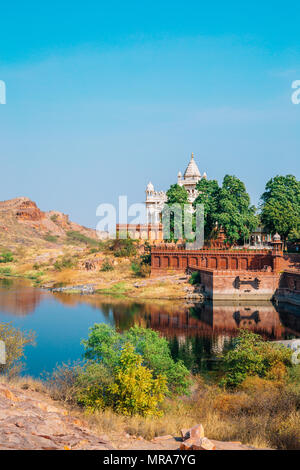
0,280,299,375
0,279,48,316
103,299,300,373
51,295,300,339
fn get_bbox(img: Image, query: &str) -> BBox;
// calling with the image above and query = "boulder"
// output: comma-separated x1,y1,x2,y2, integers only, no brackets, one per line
180,437,216,451
193,437,216,451
190,424,205,440
181,423,205,441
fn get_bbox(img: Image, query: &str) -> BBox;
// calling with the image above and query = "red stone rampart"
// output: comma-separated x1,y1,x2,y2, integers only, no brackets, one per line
151,247,274,274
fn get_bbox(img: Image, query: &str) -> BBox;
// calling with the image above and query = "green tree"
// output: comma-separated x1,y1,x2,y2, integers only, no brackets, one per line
260,175,300,248
193,178,220,240
109,238,137,257
216,175,258,244
82,324,191,396
108,343,167,416
220,330,292,388
288,227,300,244
162,184,189,241
125,326,191,395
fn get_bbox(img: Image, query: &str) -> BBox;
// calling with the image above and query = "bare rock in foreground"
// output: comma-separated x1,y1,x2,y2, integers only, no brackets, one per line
0,383,113,450
0,385,270,451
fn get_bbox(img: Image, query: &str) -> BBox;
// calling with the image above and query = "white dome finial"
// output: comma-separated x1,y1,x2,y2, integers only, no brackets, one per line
146,181,154,192
273,233,281,241
184,153,201,178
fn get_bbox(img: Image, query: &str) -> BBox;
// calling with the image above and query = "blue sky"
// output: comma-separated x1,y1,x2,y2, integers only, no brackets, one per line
0,1,299,228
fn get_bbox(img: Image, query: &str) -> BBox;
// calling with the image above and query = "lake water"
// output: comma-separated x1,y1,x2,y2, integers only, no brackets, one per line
0,279,299,377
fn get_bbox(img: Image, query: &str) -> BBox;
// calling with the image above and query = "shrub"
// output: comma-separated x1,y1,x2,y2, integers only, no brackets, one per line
189,271,201,285
131,242,151,277
50,345,167,416
0,251,14,263
44,234,59,243
46,361,83,403
109,343,167,416
0,267,11,275
100,258,114,272
82,324,191,396
219,330,293,388
110,239,137,258
0,323,35,377
50,214,58,223
76,362,113,411
46,361,112,408
140,241,151,265
54,255,77,271
66,230,100,248
131,260,151,277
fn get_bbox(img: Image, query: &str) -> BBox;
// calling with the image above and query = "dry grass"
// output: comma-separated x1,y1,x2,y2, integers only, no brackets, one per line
79,376,300,449
0,374,47,394
1,372,299,449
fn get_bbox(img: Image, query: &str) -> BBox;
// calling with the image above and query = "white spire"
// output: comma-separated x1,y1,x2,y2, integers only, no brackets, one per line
184,153,201,178
146,181,154,192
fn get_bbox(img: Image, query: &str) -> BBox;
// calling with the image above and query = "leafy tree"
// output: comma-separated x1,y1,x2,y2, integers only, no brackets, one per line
193,178,220,240
162,184,189,241
260,175,300,248
131,242,151,277
82,324,191,395
288,228,300,244
82,324,122,370
131,260,151,277
109,238,137,257
125,326,191,395
220,330,292,388
0,323,35,377
216,175,258,244
108,343,167,416
165,183,189,205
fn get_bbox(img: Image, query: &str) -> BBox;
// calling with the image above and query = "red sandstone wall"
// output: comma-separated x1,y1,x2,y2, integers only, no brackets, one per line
276,271,300,306
210,270,280,300
151,248,274,274
280,254,300,271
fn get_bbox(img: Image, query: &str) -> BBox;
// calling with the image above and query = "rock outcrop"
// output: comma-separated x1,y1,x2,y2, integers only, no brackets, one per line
0,383,269,451
0,382,113,450
0,197,99,248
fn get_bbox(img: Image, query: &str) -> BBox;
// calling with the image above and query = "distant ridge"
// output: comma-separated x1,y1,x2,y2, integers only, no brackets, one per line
0,197,98,248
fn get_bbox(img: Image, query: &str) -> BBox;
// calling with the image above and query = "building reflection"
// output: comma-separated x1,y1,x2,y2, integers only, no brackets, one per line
42,292,300,341
0,282,299,342
120,301,300,340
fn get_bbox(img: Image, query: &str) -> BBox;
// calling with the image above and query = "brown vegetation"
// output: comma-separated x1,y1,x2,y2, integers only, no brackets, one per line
48,374,300,449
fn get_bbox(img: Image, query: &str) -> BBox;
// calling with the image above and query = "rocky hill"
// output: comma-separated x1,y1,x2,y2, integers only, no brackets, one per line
0,197,99,249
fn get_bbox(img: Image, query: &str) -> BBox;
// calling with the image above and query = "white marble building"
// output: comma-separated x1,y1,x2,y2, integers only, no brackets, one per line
145,153,207,224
